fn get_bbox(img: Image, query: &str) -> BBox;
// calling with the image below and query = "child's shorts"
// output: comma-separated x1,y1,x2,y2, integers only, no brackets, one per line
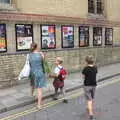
84,86,96,100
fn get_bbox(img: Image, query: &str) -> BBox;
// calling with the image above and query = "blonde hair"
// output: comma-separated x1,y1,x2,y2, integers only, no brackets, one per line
56,57,63,64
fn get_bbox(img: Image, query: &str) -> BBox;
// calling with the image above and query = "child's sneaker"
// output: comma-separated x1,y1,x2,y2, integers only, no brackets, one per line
89,115,96,120
63,99,68,103
53,97,58,100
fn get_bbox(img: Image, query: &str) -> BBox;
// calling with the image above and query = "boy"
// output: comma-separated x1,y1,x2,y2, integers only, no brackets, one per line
49,57,68,103
82,56,97,120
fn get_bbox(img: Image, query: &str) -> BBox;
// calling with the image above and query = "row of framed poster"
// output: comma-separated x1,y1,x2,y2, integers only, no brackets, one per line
0,24,113,52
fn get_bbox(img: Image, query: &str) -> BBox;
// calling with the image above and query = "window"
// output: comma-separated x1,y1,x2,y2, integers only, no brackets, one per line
96,0,102,14
41,25,56,49
0,0,11,4
105,28,113,45
88,0,103,14
88,0,94,13
0,0,16,11
15,24,33,51
79,26,89,47
0,24,7,52
93,27,102,46
61,26,74,48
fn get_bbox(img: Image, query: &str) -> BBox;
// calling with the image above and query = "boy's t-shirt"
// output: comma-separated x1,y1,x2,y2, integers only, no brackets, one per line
82,65,97,86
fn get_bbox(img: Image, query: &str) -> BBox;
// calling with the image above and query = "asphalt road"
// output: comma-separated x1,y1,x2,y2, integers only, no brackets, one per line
1,77,120,120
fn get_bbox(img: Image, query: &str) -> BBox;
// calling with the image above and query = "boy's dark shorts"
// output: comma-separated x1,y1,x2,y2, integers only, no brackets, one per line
84,86,96,100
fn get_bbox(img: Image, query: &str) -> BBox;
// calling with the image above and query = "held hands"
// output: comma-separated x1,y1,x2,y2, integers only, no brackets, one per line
48,74,52,78
48,73,58,78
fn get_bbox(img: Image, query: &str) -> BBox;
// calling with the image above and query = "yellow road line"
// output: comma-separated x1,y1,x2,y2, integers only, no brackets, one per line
0,91,84,120
1,78,120,120
0,92,83,120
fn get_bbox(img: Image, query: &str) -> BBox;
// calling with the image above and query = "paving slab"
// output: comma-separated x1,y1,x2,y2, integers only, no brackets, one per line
0,63,120,113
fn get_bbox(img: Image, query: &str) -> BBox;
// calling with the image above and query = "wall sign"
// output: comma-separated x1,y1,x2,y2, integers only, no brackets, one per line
15,24,33,51
41,25,56,49
61,26,74,48
0,24,7,52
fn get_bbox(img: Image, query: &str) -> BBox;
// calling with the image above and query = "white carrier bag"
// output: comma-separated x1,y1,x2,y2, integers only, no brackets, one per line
18,54,30,80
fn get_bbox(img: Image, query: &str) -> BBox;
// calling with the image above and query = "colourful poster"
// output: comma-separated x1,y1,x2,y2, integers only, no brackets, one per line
16,24,33,51
62,26,74,48
41,25,56,49
0,24,7,52
79,26,89,47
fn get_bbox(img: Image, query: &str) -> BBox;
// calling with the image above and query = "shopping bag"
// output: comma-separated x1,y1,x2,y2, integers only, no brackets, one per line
18,54,30,80
42,59,51,74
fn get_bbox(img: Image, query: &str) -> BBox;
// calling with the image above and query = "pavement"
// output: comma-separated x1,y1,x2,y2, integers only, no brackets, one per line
11,80,120,120
0,63,120,114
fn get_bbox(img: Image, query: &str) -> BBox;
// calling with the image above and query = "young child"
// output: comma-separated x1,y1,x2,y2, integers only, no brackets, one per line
49,57,68,103
82,55,97,120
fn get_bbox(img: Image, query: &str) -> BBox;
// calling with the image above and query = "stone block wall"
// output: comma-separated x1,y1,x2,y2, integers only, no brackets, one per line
0,47,120,88
0,14,120,89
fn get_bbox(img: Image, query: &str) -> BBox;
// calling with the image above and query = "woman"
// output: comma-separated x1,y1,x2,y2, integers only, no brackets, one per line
29,43,45,109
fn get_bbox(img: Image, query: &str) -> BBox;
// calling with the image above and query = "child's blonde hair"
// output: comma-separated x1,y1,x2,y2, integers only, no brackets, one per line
56,57,63,64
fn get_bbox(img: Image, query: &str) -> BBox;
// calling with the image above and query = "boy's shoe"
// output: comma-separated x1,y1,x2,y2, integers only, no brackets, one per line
89,115,96,120
63,99,68,103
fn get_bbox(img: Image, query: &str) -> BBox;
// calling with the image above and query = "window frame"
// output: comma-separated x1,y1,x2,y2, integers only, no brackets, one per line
79,26,89,47
88,0,103,14
0,0,16,11
88,0,95,14
0,0,11,4
40,25,56,49
96,0,103,14
61,25,74,48
15,24,33,51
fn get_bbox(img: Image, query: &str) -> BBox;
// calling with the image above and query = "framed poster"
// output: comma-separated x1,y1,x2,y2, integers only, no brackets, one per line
15,24,33,51
93,27,102,46
61,26,74,48
105,28,113,45
0,24,7,52
41,25,56,49
79,26,89,47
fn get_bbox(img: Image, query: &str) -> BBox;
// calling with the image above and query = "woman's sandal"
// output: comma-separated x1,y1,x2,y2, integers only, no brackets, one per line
37,105,41,110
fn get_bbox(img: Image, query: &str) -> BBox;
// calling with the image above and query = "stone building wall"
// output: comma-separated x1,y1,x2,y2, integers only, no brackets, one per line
0,46,120,88
0,0,120,88
0,20,119,88
15,0,87,18
14,0,120,21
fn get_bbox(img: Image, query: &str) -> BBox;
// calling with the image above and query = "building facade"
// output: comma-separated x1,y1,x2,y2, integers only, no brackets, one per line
0,0,120,88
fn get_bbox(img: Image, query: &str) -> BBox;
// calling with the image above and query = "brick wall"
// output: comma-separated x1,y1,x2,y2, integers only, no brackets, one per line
0,47,120,88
